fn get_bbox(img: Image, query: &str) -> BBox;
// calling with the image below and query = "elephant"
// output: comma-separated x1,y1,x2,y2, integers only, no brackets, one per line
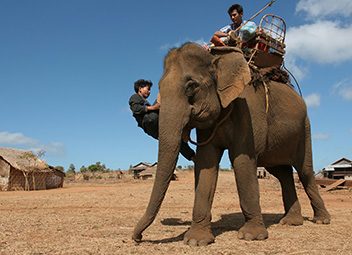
132,42,330,246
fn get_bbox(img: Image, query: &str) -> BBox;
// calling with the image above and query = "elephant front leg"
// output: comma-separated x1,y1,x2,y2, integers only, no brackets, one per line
183,146,222,246
233,155,268,240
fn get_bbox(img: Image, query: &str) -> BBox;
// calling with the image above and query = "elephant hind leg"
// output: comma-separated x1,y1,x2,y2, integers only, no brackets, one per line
266,166,303,226
294,118,330,224
294,160,330,224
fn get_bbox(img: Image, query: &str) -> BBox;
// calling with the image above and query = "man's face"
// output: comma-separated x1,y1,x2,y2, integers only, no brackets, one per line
230,9,243,25
138,85,151,99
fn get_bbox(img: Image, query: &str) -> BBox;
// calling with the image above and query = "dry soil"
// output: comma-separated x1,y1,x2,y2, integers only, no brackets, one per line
0,171,351,255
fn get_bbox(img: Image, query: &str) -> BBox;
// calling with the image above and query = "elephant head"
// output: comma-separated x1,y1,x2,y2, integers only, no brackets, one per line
132,43,251,241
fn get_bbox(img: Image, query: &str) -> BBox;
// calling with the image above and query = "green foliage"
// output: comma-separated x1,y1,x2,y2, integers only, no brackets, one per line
80,162,110,173
80,165,88,173
186,165,194,170
67,163,76,174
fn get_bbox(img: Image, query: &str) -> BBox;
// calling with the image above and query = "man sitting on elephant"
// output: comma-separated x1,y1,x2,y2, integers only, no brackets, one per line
129,79,195,161
211,3,257,47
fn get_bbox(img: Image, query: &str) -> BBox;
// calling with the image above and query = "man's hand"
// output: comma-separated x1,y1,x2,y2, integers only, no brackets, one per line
214,31,228,38
146,102,160,111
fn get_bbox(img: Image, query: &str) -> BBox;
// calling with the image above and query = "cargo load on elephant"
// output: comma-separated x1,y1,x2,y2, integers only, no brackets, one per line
210,13,290,87
207,0,296,92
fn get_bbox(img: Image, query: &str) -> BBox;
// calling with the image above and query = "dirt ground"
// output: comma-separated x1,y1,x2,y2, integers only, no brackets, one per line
0,171,351,255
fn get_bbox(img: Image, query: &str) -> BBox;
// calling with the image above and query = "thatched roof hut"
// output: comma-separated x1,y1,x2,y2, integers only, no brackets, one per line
0,147,65,191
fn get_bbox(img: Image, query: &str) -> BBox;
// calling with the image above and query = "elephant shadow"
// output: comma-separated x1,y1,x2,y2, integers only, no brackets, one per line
145,213,283,244
212,213,283,237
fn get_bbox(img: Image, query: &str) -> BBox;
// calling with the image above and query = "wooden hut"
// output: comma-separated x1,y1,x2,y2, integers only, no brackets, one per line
321,158,352,180
0,147,65,191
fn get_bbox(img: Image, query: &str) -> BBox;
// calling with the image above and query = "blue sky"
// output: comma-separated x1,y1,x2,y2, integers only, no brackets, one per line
0,0,351,171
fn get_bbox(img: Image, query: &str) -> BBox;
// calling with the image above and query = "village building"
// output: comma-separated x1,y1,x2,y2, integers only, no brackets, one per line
129,162,178,180
0,147,65,191
321,158,352,180
129,162,157,179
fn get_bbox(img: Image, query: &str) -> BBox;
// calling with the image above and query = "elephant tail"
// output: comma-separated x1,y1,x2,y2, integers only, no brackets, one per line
302,116,313,172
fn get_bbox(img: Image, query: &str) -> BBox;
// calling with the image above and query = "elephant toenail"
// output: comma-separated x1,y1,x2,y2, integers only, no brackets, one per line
189,239,198,246
244,233,254,240
257,234,267,240
198,240,209,246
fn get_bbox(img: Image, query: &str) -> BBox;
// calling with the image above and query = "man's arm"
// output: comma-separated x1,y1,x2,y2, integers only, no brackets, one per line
146,102,160,111
213,24,232,38
214,31,229,37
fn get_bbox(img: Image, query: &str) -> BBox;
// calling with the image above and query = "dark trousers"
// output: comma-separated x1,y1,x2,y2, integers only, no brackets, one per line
142,112,195,161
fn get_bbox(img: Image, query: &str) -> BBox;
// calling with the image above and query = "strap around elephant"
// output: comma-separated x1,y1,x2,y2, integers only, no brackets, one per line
189,104,234,146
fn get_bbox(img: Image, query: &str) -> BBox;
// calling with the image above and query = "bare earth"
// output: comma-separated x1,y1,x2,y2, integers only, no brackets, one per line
0,171,351,255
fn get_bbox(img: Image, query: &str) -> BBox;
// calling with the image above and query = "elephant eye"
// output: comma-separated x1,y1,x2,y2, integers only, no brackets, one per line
185,80,199,97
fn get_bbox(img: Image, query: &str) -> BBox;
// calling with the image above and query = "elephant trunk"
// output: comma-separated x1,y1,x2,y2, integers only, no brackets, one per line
132,102,190,241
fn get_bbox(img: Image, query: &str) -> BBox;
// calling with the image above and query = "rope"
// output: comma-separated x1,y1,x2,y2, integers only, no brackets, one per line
189,105,234,146
263,81,270,113
283,62,303,97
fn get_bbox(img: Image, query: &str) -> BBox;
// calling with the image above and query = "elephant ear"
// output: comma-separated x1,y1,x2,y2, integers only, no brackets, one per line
213,47,251,108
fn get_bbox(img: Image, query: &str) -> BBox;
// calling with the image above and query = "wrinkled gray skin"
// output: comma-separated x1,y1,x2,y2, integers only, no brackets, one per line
132,43,330,246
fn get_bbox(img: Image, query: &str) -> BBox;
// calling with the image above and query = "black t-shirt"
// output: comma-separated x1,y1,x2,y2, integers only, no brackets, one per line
129,93,150,127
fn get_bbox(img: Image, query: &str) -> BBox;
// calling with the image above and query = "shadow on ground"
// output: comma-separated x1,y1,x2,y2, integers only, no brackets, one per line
142,212,284,244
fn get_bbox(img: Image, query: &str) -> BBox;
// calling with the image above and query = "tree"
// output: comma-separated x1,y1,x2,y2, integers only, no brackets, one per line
87,162,110,173
36,149,46,159
80,165,88,173
67,164,76,175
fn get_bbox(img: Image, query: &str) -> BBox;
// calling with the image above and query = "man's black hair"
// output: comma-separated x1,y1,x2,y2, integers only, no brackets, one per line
228,4,243,16
134,79,153,93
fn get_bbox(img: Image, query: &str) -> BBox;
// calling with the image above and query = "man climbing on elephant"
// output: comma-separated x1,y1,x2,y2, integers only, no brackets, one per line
129,79,195,161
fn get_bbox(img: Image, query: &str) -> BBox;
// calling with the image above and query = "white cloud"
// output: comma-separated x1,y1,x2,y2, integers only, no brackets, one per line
286,21,352,64
313,133,329,140
304,93,321,108
0,131,37,146
338,87,352,101
0,131,64,156
332,79,352,101
296,0,352,18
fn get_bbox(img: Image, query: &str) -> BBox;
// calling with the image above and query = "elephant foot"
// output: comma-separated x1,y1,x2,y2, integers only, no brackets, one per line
312,210,331,224
183,226,215,246
238,222,268,241
280,213,304,226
